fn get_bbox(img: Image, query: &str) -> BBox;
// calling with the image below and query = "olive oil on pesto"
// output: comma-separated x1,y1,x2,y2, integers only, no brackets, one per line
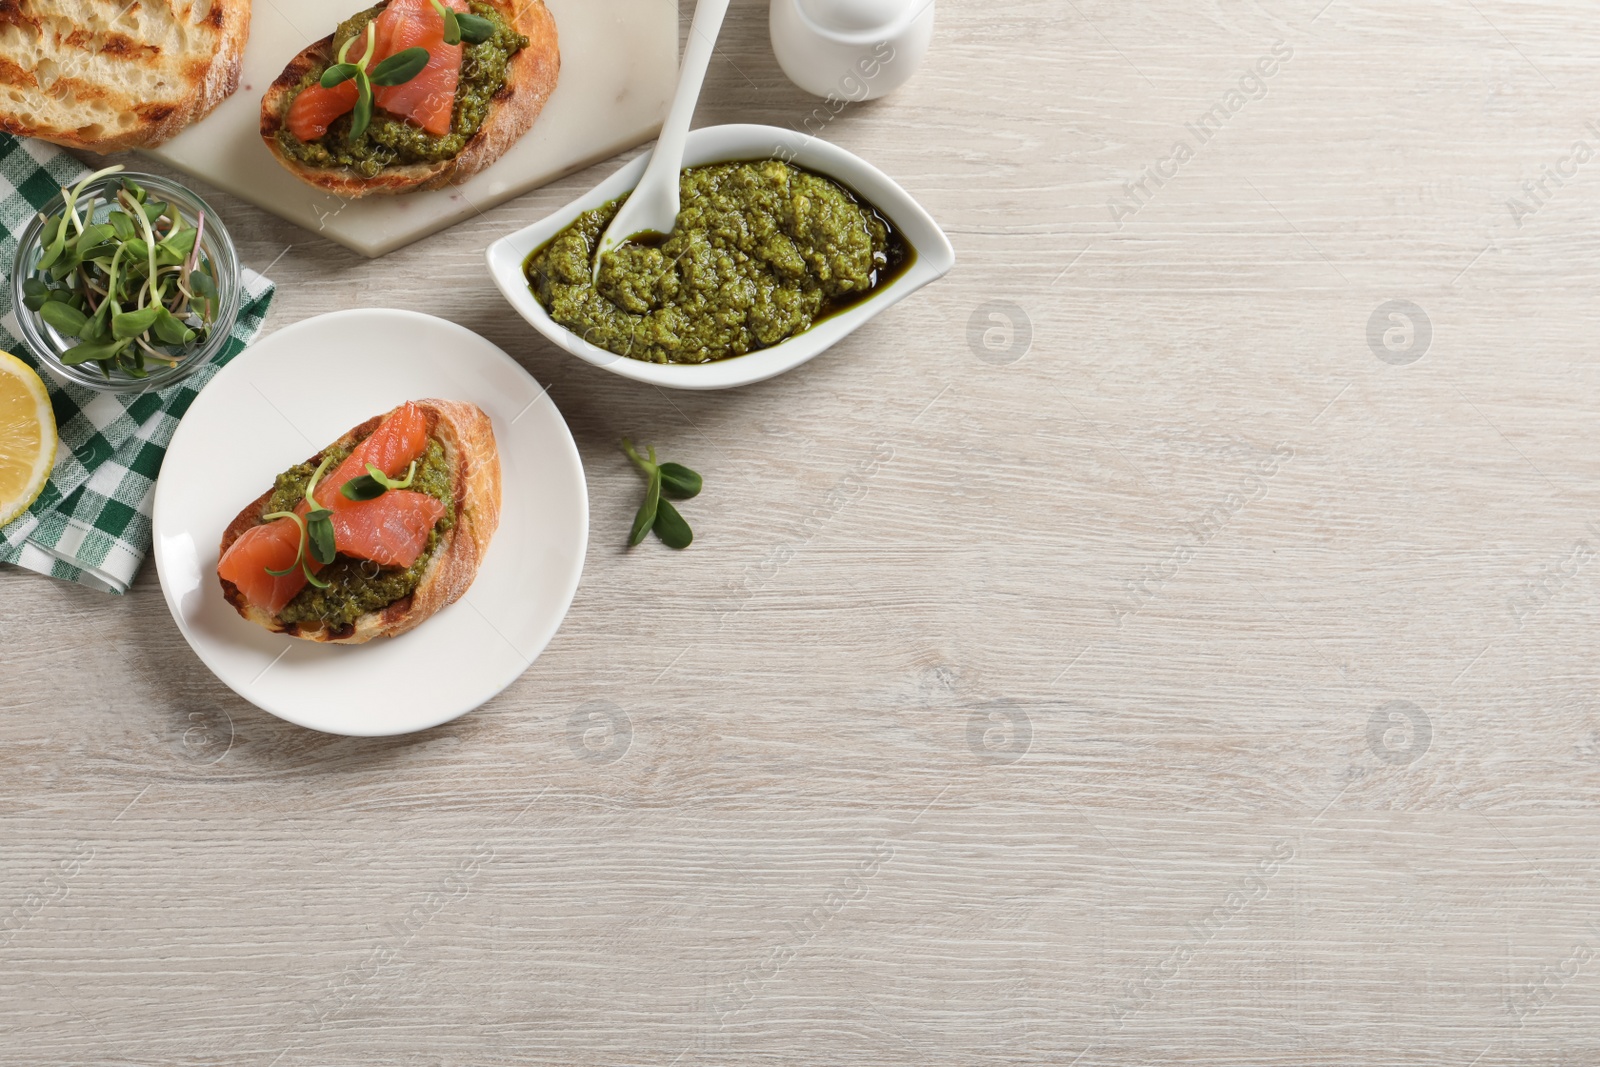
270,438,456,629
524,160,914,365
275,2,527,178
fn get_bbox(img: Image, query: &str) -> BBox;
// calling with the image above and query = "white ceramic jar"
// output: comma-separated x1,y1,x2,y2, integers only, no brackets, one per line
769,0,935,102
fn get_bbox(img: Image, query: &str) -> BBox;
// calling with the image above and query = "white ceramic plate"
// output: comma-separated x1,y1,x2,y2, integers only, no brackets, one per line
152,310,589,736
486,124,956,390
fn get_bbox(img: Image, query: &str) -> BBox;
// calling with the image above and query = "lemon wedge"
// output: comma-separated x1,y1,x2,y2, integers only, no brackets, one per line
0,351,56,528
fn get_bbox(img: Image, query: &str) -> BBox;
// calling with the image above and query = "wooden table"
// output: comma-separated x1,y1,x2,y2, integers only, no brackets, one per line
6,1,1600,1062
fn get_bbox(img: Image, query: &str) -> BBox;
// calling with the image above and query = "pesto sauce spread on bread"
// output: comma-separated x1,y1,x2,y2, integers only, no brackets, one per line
270,437,456,627
276,3,527,177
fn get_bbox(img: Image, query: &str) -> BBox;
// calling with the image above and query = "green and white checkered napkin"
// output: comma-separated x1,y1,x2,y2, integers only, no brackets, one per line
0,135,275,593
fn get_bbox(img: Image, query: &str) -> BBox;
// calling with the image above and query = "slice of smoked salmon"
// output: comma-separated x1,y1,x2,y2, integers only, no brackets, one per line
286,79,360,142
372,0,465,138
218,517,323,616
313,402,440,567
316,402,431,506
218,403,441,615
332,490,447,568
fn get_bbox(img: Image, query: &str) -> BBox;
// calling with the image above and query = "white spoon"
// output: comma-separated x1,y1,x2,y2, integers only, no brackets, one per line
591,0,733,283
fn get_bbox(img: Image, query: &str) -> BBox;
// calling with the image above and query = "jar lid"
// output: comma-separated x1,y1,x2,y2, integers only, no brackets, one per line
796,0,912,34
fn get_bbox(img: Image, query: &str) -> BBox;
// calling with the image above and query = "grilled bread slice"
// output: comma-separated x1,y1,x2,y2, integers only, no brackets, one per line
0,0,249,151
218,400,502,645
259,0,559,196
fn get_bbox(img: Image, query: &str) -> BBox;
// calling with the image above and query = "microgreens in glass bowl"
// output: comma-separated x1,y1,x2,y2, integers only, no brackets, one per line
10,165,240,392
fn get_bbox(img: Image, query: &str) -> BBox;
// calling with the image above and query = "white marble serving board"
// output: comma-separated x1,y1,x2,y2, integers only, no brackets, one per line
140,0,679,258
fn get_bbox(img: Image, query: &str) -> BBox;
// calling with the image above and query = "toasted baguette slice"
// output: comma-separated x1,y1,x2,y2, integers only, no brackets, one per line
0,0,248,151
218,400,502,645
259,0,559,197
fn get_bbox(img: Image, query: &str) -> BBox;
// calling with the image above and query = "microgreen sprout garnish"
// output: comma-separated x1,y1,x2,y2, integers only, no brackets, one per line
261,511,312,577
622,438,702,549
430,0,495,46
302,455,338,567
320,25,431,142
24,165,221,379
340,460,417,502
260,454,339,588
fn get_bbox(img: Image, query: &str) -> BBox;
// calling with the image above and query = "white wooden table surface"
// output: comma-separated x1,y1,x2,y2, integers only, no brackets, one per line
6,1,1600,1062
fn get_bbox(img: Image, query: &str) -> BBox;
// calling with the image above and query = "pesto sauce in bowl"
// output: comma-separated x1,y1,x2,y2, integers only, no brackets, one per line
269,437,456,629
523,160,912,365
275,2,528,178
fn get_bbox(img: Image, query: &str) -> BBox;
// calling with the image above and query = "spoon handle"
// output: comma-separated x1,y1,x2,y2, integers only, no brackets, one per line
653,0,733,182
592,0,731,278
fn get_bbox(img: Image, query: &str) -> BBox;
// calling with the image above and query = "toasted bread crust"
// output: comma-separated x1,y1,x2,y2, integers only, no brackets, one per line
0,0,249,150
217,400,502,645
259,0,559,196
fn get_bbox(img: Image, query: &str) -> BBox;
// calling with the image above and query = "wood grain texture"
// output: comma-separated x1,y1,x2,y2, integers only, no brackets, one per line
6,0,1600,1062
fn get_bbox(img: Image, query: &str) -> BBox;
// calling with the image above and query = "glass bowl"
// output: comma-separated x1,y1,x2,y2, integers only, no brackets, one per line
9,171,241,393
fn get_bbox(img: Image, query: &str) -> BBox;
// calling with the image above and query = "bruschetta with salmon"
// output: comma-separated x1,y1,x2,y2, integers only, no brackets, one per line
217,400,501,643
259,0,558,196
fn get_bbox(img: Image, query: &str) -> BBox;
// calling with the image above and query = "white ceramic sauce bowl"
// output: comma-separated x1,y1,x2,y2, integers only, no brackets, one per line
485,124,955,391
